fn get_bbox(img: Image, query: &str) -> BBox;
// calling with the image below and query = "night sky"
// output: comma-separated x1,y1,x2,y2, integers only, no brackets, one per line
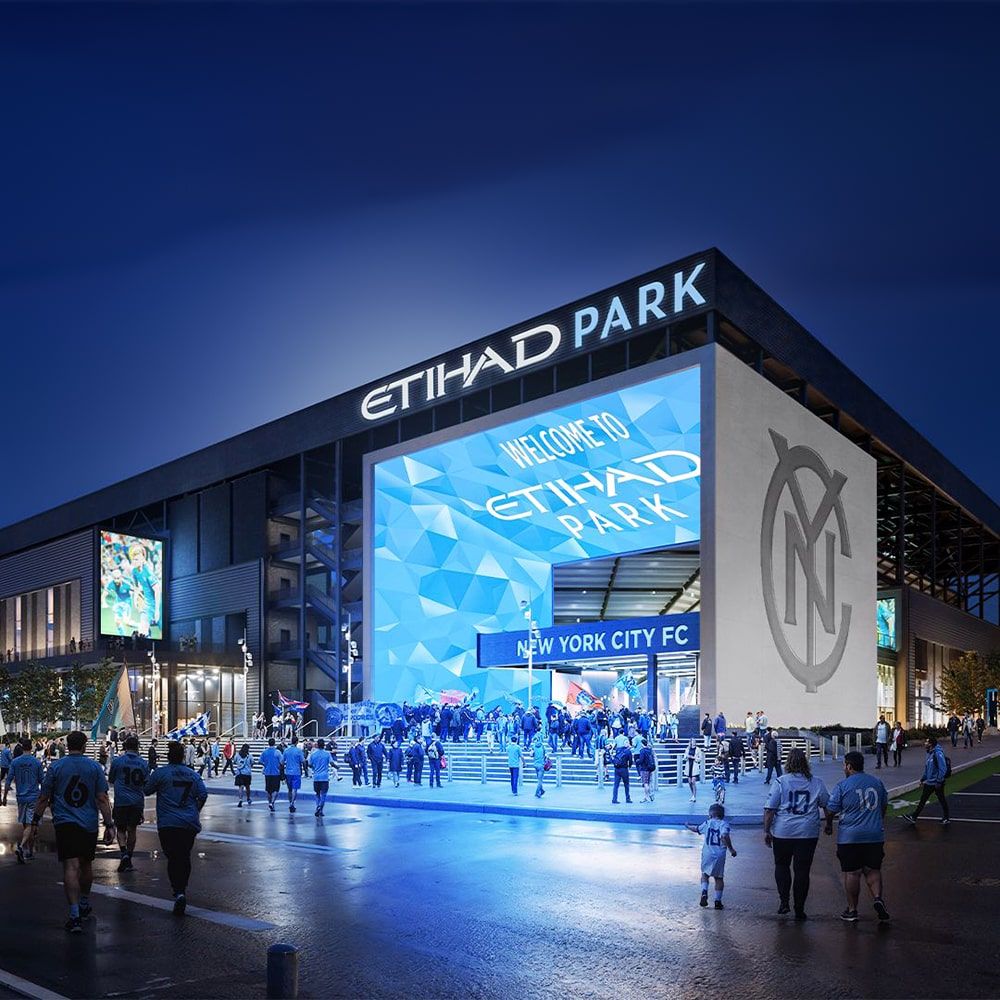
2,2,998,530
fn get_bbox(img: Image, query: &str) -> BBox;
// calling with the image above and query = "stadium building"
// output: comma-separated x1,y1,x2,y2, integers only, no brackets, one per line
0,249,997,734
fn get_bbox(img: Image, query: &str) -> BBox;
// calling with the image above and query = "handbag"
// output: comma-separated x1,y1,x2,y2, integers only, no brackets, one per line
543,758,553,771
440,755,448,769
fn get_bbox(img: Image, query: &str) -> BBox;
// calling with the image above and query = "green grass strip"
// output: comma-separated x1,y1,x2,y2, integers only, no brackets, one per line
891,751,1000,805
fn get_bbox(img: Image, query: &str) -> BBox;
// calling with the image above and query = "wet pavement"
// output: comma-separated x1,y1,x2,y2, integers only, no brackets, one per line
2,770,1000,1000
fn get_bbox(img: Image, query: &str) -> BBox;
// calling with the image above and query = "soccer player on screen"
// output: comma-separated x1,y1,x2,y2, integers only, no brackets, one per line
129,543,160,635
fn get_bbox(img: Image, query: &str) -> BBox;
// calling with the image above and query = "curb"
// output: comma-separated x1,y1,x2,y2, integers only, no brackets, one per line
206,785,764,826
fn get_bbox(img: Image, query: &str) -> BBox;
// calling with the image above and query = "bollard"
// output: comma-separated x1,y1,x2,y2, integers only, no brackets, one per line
675,754,683,787
758,744,764,772
556,755,563,789
480,756,487,784
597,760,605,788
266,943,299,999
820,737,826,762
856,733,862,755
699,751,705,784
447,754,453,783
833,735,839,760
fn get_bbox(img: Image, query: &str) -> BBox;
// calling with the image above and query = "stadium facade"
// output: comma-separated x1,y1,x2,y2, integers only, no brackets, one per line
1,249,997,734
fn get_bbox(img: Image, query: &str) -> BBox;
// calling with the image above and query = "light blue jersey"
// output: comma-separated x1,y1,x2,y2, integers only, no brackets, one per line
282,745,304,776
260,747,284,777
827,772,887,844
308,749,332,782
108,752,150,807
698,817,731,877
233,753,254,777
144,763,207,830
6,753,44,804
766,773,830,839
40,755,109,832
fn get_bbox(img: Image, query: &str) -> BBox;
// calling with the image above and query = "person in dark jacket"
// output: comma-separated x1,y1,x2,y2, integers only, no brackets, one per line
764,729,782,784
727,731,744,784
612,743,634,804
387,741,403,787
406,737,425,785
347,741,364,786
521,709,538,747
701,713,713,748
367,735,386,788
147,738,159,771
425,736,444,788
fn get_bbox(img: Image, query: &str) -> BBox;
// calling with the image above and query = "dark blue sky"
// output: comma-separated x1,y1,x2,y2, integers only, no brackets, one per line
2,2,998,528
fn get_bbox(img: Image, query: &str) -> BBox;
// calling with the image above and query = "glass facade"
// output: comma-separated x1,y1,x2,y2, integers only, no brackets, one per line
0,580,82,662
128,660,245,735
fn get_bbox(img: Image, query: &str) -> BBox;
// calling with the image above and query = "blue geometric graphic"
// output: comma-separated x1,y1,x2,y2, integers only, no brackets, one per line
371,365,701,707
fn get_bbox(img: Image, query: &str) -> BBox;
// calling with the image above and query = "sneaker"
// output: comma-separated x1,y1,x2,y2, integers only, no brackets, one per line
122,857,134,872
714,900,724,910
173,894,186,916
314,809,321,817
873,898,890,922
268,802,275,812
840,908,858,922
794,911,808,922
117,855,129,872
699,892,709,908
941,818,950,826
289,805,296,814
15,845,25,865
79,902,93,920
777,902,791,915
65,916,83,934
902,814,916,826
237,800,243,808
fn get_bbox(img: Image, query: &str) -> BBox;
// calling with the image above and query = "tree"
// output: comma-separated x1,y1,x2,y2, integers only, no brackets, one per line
1,663,63,733
937,649,999,715
62,659,122,729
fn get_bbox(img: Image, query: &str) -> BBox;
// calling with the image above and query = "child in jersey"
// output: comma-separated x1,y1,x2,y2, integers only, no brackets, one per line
711,754,728,805
686,803,737,909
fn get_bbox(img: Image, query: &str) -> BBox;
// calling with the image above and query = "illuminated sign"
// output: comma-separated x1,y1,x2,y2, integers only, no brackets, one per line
877,596,897,650
361,261,708,421
371,364,700,706
477,613,701,669
100,531,164,640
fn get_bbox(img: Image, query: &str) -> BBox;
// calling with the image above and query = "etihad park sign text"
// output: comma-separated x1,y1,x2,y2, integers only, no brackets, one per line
360,259,711,422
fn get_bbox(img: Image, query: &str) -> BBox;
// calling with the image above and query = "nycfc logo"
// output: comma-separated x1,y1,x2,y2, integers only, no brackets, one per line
760,430,853,693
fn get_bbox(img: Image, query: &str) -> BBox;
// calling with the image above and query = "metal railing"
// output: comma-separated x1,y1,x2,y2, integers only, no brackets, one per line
298,720,318,737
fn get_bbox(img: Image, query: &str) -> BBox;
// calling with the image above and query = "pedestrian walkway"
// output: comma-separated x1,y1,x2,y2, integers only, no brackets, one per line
205,735,999,825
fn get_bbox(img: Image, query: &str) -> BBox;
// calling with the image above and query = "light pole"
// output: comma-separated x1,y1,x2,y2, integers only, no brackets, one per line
239,633,253,738
519,600,540,710
147,643,160,737
341,613,354,739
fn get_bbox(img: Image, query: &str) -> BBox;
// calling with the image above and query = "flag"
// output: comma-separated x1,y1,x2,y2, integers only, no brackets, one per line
278,691,310,712
166,710,211,740
614,674,639,698
91,664,137,741
566,681,603,710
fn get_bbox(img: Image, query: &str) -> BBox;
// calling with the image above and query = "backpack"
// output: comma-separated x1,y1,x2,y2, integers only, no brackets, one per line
944,755,952,779
614,746,633,768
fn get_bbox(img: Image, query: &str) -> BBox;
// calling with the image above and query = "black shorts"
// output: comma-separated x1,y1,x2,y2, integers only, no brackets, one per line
265,776,281,793
54,823,99,863
313,781,330,795
112,804,144,829
837,841,885,872
235,775,252,787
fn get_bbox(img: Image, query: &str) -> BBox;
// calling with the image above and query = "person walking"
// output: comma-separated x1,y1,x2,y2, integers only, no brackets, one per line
873,715,890,769
367,734,387,788
108,735,149,872
532,735,549,798
387,740,403,787
902,736,950,826
824,751,890,923
975,714,986,744
891,722,905,767
233,743,254,807
308,739,333,816
220,738,236,776
727,730,744,784
763,729,782,784
31,731,116,932
282,735,305,813
962,714,975,750
764,748,829,920
259,738,284,812
4,740,44,864
426,735,444,788
685,738,701,802
407,736,425,786
700,713,713,749
147,738,159,772
143,741,208,916
636,738,656,802
946,713,960,748
507,739,523,795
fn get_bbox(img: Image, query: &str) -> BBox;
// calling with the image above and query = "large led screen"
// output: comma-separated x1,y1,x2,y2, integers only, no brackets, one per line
100,531,164,639
877,596,897,651
371,365,700,706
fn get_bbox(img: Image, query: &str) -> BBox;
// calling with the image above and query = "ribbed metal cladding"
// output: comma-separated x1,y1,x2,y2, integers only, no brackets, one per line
907,586,999,652
0,530,94,645
169,559,263,711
